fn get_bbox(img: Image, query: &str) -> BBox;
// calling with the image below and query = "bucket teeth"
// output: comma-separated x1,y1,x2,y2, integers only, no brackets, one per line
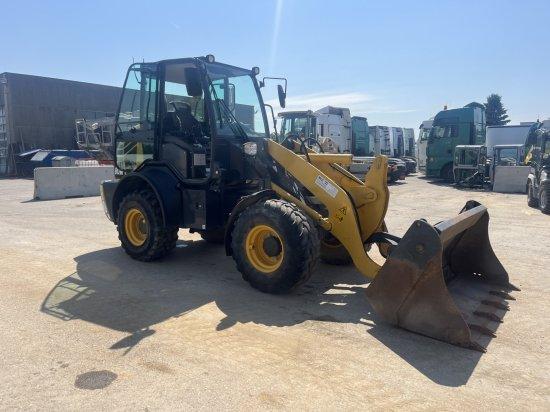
469,324,497,338
481,300,509,310
473,310,503,323
467,341,487,353
489,290,516,300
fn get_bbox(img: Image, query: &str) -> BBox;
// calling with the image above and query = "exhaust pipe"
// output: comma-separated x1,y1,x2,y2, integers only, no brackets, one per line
366,201,518,352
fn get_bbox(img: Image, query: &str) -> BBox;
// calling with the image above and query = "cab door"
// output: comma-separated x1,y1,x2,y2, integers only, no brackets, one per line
115,63,159,174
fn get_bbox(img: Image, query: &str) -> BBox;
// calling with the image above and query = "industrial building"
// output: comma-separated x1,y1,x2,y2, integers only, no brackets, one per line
0,72,122,174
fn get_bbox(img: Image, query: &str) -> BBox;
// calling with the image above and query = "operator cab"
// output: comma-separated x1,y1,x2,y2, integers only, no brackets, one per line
114,56,269,182
278,111,317,142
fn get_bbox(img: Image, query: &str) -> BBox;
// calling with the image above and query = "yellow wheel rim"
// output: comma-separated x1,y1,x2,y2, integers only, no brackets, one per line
245,224,284,273
124,208,148,247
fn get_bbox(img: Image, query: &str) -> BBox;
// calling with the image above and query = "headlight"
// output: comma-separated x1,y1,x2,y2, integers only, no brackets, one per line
243,142,258,156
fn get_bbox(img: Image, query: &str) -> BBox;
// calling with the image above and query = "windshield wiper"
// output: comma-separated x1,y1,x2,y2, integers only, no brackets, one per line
215,97,248,139
207,74,248,139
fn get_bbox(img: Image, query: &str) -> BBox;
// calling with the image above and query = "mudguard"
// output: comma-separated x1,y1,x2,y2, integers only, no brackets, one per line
111,165,182,227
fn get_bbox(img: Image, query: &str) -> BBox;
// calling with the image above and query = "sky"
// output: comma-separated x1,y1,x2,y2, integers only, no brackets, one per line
2,0,550,131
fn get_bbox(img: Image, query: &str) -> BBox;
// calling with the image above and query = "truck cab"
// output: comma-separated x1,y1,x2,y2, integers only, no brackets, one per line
314,106,352,152
351,116,370,156
426,105,485,180
417,119,433,171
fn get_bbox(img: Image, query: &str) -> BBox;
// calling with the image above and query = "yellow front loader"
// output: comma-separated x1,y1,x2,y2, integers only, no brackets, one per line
259,139,517,351
104,56,516,352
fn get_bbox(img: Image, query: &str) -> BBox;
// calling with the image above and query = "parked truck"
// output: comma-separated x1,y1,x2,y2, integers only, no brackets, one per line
314,106,351,153
351,116,371,156
426,105,486,180
391,127,417,173
417,119,433,171
403,128,416,157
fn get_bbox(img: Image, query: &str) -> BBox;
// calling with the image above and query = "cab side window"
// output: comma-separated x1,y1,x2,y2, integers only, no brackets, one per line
115,65,158,173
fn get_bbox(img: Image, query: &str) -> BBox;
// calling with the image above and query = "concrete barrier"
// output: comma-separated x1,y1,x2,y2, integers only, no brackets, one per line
34,166,115,200
492,165,530,193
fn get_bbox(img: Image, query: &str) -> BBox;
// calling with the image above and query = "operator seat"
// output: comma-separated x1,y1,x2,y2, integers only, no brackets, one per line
162,100,207,179
170,101,202,140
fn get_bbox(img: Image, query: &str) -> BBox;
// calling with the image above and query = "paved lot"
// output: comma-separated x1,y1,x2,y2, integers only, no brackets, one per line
0,176,548,410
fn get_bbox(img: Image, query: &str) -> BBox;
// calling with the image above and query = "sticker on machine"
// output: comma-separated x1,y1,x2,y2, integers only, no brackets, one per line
315,175,338,198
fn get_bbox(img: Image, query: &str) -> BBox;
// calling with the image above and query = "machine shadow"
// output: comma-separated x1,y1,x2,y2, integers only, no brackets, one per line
41,241,481,386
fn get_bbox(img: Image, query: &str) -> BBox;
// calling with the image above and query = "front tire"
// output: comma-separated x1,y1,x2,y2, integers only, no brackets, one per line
231,199,319,294
527,181,539,207
441,163,454,182
117,190,178,261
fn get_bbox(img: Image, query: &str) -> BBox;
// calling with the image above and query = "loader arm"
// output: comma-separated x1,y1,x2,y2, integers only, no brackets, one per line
266,139,389,279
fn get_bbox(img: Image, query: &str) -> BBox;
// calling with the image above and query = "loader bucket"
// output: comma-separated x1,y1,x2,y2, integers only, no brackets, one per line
365,201,518,352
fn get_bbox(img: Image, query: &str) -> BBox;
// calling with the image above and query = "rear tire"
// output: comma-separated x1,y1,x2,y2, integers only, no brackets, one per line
540,186,550,214
527,181,539,207
231,199,319,294
117,190,178,261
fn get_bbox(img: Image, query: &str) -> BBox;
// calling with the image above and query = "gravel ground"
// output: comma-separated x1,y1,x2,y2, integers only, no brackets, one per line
0,176,548,411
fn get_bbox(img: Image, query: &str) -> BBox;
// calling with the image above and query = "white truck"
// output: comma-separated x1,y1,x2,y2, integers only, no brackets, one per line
380,126,393,156
403,128,415,157
368,126,384,155
314,106,352,152
417,119,433,171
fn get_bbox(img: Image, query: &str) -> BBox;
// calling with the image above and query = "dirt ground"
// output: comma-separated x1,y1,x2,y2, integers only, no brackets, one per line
0,176,548,410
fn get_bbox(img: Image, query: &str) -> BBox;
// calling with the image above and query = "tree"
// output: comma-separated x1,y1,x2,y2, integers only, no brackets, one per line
484,94,510,126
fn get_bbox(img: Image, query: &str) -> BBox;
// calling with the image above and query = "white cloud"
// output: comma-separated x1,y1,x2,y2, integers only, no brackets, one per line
267,90,415,116
267,91,374,112
264,90,419,131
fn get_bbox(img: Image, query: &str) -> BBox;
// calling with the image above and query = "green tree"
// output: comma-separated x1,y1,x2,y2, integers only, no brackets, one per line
484,94,510,126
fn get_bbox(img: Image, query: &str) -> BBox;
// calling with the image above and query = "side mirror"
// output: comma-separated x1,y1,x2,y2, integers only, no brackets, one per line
184,68,203,97
277,84,286,109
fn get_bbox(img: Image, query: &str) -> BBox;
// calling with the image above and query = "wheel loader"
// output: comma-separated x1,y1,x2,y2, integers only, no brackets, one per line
100,55,517,351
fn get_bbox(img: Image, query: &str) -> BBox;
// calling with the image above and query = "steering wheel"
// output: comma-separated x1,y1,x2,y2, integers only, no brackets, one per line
299,137,324,154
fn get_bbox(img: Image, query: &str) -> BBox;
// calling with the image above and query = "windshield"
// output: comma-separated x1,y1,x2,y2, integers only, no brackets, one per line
430,124,458,139
280,116,313,138
419,128,430,141
205,63,268,138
